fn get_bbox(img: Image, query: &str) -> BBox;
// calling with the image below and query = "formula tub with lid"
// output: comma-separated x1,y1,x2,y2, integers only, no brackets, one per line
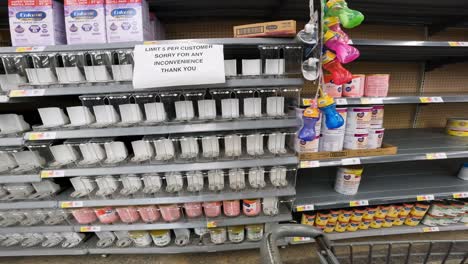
334,221,348,232
334,166,364,195
301,213,316,226
324,222,336,233
363,207,377,220
370,105,384,128
399,203,414,217
329,209,341,223
346,107,372,130
404,215,423,226
359,219,372,230
367,128,385,149
351,208,366,222
375,205,390,218
338,209,353,222
386,205,399,218
393,216,406,226
382,217,395,228
370,217,384,228
344,132,369,150
410,203,430,217
319,133,345,152
246,224,264,242
346,220,360,232
150,230,171,247
315,211,330,225
228,226,245,243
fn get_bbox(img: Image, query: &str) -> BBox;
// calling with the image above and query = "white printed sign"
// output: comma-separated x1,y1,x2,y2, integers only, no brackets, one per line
132,43,226,89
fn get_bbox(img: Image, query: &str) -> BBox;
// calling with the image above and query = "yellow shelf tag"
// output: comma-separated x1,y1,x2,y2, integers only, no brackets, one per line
417,194,434,201
350,200,369,207
207,221,217,228
422,227,439,232
80,226,101,232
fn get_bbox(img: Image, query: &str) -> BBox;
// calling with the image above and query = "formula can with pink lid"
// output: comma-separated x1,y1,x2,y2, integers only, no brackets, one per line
346,107,372,131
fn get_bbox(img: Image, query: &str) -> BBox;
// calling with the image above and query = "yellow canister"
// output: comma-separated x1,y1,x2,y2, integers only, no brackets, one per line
399,203,414,217
370,217,384,229
382,216,395,228
329,209,341,223
334,221,348,233
375,205,390,218
301,213,316,226
359,219,372,230
346,220,360,232
324,222,336,233
446,118,468,130
410,203,430,217
405,214,423,226
351,208,366,222
315,212,330,226
338,209,352,223
363,207,377,220
446,129,468,137
315,224,326,231
393,216,406,226
387,205,399,218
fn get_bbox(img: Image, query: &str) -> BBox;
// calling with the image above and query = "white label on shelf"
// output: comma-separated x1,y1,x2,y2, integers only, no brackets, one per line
448,42,468,47
15,46,46,52
9,89,45,97
335,98,348,105
419,97,444,103
293,237,312,242
349,200,369,207
40,170,65,178
27,132,56,141
453,192,468,199
300,160,320,168
341,158,361,165
0,95,8,102
425,152,447,160
133,43,225,89
417,194,435,201
60,201,84,208
80,226,101,232
296,204,314,212
361,98,383,104
422,227,439,232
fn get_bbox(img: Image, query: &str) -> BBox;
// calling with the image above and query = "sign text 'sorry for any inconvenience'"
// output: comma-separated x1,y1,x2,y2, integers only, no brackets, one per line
133,43,226,89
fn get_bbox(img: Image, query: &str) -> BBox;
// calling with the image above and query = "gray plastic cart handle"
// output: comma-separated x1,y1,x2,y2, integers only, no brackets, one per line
260,224,340,264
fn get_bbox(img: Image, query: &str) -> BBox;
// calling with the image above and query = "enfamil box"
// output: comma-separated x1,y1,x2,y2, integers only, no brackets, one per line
64,0,107,44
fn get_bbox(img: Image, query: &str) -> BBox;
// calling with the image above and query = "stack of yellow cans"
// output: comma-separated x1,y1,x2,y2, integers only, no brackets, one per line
446,118,468,137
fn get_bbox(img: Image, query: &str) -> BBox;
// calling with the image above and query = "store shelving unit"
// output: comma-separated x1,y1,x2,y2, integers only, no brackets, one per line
0,200,56,210
0,137,23,146
300,129,468,168
0,247,87,257
0,174,41,184
302,95,468,106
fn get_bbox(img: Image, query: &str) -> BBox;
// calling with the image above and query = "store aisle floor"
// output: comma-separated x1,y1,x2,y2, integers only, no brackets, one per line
2,231,467,264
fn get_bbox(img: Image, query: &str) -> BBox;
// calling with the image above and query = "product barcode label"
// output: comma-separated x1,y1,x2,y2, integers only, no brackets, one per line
15,46,46,52
335,98,348,105
0,95,8,103
417,194,435,201
422,227,439,232
453,192,468,198
419,97,444,103
60,201,83,208
80,226,101,232
27,132,56,141
350,200,369,207
293,237,311,242
426,152,447,160
296,204,314,212
9,89,45,97
300,160,320,168
40,170,65,178
360,98,383,104
341,158,361,165
237,26,264,36
207,221,217,228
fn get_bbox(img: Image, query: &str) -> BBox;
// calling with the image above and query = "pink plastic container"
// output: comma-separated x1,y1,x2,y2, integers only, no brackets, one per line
94,207,119,224
223,200,241,217
343,74,365,97
203,201,222,218
243,199,261,217
159,204,182,222
324,75,343,98
72,208,97,224
184,202,203,218
137,205,160,223
365,74,390,97
116,207,140,223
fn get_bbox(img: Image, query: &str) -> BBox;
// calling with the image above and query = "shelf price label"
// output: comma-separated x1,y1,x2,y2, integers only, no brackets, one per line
0,95,8,102
425,152,447,160
207,221,217,228
302,98,314,106
296,204,314,212
453,192,468,199
448,42,468,47
300,160,320,168
40,170,65,178
341,158,361,165
360,98,383,104
417,194,435,201
60,201,83,208
419,97,444,103
422,227,439,232
293,237,311,242
349,200,369,207
27,132,56,141
15,46,46,52
80,226,101,232
9,89,45,97
335,98,348,105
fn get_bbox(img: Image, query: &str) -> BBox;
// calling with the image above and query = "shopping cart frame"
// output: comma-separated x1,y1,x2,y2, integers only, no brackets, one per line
260,224,468,264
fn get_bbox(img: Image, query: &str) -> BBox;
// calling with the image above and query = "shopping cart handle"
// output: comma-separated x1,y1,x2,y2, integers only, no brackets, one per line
260,224,337,264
